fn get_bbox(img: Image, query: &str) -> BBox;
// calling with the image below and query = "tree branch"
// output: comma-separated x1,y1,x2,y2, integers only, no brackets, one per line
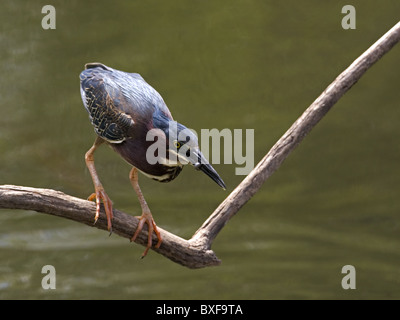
1,22,399,268
191,21,400,248
0,185,221,268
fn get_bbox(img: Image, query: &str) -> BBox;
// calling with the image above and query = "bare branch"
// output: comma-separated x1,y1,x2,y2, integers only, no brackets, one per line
1,22,399,268
191,21,400,248
0,185,221,269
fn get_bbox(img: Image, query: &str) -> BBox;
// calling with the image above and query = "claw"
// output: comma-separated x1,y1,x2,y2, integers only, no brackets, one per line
131,212,162,258
87,188,113,233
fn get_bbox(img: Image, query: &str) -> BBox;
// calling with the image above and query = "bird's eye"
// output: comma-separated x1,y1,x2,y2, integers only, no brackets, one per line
173,140,181,149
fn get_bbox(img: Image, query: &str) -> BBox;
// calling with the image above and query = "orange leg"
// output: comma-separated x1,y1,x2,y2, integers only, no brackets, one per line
129,167,162,257
85,137,114,233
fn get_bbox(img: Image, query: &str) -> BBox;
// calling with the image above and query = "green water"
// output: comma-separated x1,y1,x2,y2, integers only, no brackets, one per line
0,0,399,299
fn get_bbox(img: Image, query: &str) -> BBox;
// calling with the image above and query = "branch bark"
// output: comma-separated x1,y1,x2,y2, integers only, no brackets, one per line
191,21,400,248
0,185,221,268
1,22,399,268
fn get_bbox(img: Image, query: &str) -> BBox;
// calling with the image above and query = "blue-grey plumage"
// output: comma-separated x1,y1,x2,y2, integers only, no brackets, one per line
80,62,226,189
79,63,171,143
80,62,225,257
80,63,182,182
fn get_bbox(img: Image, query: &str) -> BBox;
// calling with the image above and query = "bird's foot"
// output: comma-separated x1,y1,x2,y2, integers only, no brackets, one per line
131,212,162,258
87,188,113,234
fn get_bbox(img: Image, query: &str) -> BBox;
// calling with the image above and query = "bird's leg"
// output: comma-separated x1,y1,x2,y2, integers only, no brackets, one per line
85,137,114,232
129,167,162,257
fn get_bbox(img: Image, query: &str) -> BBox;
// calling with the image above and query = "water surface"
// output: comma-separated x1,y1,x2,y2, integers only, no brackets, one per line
0,0,399,299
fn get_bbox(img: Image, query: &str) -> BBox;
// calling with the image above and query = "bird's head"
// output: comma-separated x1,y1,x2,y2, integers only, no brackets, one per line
169,121,226,189
151,110,226,189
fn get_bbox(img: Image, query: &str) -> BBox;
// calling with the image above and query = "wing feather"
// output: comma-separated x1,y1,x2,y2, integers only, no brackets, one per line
80,70,135,143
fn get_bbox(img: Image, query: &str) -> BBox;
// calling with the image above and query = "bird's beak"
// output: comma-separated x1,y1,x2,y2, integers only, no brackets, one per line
189,149,226,190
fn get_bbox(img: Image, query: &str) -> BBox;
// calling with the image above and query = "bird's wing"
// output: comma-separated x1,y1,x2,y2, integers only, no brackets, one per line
112,70,173,121
80,64,173,143
80,69,135,143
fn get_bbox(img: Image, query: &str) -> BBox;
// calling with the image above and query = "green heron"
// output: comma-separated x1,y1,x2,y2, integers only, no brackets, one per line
79,63,226,257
